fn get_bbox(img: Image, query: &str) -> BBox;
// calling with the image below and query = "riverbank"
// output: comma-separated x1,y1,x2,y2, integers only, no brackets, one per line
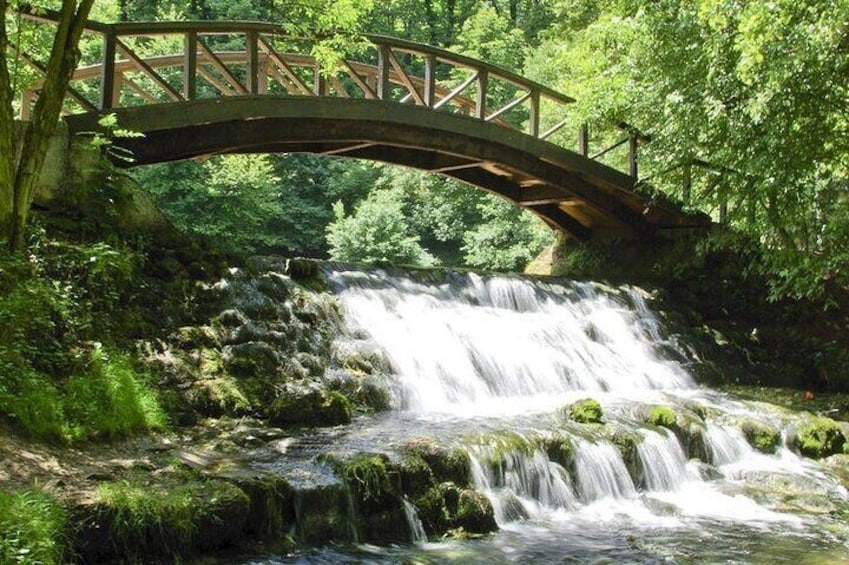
3,234,849,563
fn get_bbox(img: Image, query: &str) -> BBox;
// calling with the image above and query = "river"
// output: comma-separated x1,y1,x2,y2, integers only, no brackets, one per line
240,267,849,564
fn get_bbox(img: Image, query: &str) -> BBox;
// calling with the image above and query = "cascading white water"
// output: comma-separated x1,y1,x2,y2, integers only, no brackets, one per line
636,429,692,491
318,266,849,562
572,439,637,501
327,269,694,414
467,444,577,522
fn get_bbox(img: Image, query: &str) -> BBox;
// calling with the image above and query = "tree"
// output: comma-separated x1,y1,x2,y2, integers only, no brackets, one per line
326,188,435,266
1,0,96,252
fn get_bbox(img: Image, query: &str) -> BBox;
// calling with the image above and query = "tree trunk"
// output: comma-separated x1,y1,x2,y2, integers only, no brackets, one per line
0,0,16,235
6,0,95,252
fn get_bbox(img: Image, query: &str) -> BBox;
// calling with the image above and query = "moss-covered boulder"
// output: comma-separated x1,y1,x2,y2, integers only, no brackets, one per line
400,438,471,487
740,419,781,454
542,434,573,468
609,428,641,483
567,398,604,424
794,417,846,458
645,405,677,429
267,389,352,427
455,489,497,534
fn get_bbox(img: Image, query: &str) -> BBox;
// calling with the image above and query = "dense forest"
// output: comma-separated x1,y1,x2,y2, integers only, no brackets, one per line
2,0,847,296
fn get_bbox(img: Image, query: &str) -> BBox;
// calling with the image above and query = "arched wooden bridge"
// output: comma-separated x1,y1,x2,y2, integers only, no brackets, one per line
18,11,711,241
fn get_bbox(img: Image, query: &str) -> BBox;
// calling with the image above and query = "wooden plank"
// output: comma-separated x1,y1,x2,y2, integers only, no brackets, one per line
423,54,435,107
434,71,477,109
341,60,377,99
116,38,183,101
100,33,117,110
183,32,197,100
258,37,314,95
246,31,259,94
377,45,390,100
196,37,249,95
475,70,487,120
385,48,424,105
529,90,540,137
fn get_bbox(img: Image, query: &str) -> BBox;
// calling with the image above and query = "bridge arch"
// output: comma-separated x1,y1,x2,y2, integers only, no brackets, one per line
18,10,710,240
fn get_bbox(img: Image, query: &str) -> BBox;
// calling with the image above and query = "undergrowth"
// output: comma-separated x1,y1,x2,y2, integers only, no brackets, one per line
0,489,67,564
0,235,167,443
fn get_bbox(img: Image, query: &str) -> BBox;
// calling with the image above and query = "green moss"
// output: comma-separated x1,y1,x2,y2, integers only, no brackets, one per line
334,454,393,507
0,490,67,565
795,417,846,459
414,484,451,535
401,438,471,487
646,405,678,429
455,489,497,534
567,398,604,424
740,419,781,454
94,477,249,560
267,389,352,427
542,434,573,468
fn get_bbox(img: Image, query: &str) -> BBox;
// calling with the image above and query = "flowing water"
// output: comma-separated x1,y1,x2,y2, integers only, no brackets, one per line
242,267,849,564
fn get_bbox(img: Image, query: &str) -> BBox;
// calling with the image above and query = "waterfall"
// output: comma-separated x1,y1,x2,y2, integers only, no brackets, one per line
402,497,428,544
327,269,694,414
636,429,691,491
315,266,849,559
572,439,637,501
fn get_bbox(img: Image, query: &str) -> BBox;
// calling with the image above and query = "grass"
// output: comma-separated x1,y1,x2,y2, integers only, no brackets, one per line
720,385,849,421
0,490,67,565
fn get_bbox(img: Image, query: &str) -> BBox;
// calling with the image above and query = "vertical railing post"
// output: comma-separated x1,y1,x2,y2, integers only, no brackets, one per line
628,132,639,179
529,90,540,137
423,54,436,108
313,62,326,96
719,197,728,224
475,69,488,120
377,44,390,100
183,31,197,100
578,123,589,156
682,161,692,204
246,31,259,95
100,31,117,110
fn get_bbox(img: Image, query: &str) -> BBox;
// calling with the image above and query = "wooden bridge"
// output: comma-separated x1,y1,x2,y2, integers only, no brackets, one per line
18,11,711,241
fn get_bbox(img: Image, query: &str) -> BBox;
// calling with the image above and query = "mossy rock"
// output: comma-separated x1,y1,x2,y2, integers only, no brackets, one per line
224,342,280,378
740,419,781,454
794,417,846,459
266,389,352,427
609,428,641,482
645,405,677,429
414,484,452,535
398,454,435,497
401,438,471,487
333,453,397,512
292,483,351,544
567,398,604,424
542,434,573,468
454,489,497,534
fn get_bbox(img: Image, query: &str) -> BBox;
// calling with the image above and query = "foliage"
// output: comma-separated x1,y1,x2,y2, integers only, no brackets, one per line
96,476,249,559
0,238,165,442
527,0,849,299
462,196,554,271
326,188,436,266
0,489,67,565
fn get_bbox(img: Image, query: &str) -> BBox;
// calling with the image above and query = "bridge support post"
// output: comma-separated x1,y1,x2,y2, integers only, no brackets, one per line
529,91,540,137
423,54,436,107
578,123,589,156
377,46,390,100
183,32,197,100
100,32,116,110
246,31,259,95
475,70,488,119
628,133,638,179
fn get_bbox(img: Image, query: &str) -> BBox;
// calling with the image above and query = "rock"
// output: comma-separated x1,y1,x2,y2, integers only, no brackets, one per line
266,388,352,427
645,405,677,429
740,419,781,454
567,398,604,424
400,438,471,486
793,417,846,458
224,342,280,378
455,489,497,534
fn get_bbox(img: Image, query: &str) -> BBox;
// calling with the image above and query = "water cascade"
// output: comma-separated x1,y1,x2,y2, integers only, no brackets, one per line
254,267,849,563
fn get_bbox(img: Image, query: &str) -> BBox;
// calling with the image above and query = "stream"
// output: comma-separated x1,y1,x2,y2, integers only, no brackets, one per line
240,267,849,564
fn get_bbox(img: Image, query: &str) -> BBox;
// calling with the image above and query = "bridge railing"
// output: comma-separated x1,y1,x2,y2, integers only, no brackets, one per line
15,9,647,180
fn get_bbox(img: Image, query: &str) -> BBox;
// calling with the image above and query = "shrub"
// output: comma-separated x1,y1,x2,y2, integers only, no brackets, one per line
0,490,68,564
